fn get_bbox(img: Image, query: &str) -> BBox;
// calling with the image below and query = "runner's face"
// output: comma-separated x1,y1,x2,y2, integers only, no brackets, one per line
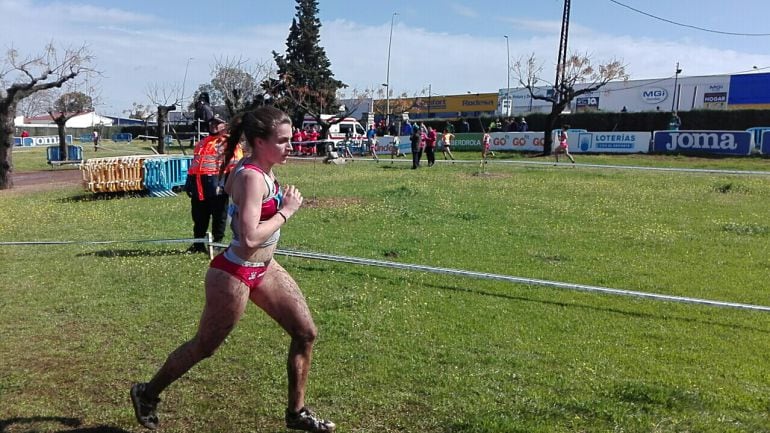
256,123,293,164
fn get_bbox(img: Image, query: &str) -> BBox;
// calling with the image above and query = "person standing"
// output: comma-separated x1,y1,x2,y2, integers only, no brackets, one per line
366,124,379,161
410,127,422,169
441,129,455,161
184,116,242,253
130,107,336,433
401,121,413,137
194,92,215,140
460,118,470,133
517,117,528,132
92,129,99,151
554,124,575,164
306,125,320,156
425,126,437,167
669,112,681,131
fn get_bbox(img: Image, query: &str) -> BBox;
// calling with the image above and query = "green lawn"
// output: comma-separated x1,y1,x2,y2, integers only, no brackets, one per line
1,152,770,432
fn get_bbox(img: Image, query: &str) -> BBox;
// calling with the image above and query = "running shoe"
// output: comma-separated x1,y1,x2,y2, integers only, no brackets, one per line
130,383,160,430
285,407,336,432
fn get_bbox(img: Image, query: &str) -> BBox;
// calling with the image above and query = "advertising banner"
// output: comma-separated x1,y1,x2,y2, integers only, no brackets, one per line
489,132,545,152
574,132,650,153
442,132,546,152
13,135,72,147
652,131,753,156
575,96,600,112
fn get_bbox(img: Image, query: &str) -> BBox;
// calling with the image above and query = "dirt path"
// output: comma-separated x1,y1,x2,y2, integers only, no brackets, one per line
3,168,83,193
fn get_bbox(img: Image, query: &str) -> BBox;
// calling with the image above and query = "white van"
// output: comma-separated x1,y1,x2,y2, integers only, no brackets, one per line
301,115,366,144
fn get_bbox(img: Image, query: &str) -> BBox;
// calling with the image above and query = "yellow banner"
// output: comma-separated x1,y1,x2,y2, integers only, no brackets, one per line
378,93,498,115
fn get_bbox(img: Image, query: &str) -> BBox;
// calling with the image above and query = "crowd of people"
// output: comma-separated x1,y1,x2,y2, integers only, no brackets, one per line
291,124,321,156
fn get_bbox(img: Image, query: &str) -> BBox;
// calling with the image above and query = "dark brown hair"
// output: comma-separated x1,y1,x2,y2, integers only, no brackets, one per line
219,106,292,177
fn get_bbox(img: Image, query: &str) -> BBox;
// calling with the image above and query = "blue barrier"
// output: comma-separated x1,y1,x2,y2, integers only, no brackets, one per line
13,137,34,146
762,131,770,155
46,145,84,164
79,134,93,143
746,127,770,149
111,133,133,142
143,156,192,197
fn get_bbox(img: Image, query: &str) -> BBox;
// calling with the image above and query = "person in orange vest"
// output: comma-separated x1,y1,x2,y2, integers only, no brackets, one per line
185,115,243,253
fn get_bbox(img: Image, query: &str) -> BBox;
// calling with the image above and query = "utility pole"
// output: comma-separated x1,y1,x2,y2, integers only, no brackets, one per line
504,35,510,117
385,12,398,127
554,0,571,104
671,62,682,112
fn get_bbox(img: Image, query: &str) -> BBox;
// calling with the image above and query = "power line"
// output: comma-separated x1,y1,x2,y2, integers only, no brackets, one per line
608,0,770,37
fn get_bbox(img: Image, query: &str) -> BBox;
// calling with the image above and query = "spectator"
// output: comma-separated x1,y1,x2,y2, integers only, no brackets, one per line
92,130,99,151
460,118,470,133
425,126,437,167
184,116,242,253
410,127,422,169
194,92,214,138
505,118,518,132
669,112,681,131
518,117,528,132
366,124,379,161
401,121,413,136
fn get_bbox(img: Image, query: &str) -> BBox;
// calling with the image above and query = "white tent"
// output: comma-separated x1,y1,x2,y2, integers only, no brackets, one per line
15,111,114,128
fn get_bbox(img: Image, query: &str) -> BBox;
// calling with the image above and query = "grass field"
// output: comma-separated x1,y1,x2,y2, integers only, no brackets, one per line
2,146,770,432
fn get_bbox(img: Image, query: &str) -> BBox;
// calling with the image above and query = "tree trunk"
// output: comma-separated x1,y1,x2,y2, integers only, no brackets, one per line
0,102,15,189
56,119,68,162
157,106,168,154
543,112,558,155
541,100,571,156
320,122,331,140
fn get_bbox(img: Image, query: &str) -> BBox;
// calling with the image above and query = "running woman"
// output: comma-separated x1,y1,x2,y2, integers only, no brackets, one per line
130,107,335,433
554,124,575,164
441,129,455,161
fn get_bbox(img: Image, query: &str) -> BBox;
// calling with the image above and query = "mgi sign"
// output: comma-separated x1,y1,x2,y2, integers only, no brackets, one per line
653,131,752,156
641,87,668,104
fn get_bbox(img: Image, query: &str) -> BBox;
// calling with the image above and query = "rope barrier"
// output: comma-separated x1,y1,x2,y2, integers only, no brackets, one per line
3,237,769,313
308,156,770,176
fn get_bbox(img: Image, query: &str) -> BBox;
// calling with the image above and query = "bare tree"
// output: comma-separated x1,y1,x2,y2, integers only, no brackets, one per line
45,88,95,158
147,82,181,154
0,43,95,189
514,52,628,154
211,56,276,117
16,90,47,117
124,101,155,138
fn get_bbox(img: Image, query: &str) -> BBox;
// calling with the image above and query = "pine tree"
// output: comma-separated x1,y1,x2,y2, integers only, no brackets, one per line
272,0,345,123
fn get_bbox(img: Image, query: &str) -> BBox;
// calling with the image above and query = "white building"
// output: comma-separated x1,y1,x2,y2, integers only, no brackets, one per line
15,111,115,128
497,72,770,115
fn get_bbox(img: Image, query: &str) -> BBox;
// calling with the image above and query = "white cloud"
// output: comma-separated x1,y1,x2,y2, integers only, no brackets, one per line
450,2,478,18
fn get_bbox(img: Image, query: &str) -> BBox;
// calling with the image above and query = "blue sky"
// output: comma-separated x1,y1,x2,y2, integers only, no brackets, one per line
2,0,769,115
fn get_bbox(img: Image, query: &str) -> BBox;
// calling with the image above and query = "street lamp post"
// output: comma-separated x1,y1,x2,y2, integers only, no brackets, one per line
385,12,398,128
181,57,194,105
504,35,510,117
671,62,682,113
